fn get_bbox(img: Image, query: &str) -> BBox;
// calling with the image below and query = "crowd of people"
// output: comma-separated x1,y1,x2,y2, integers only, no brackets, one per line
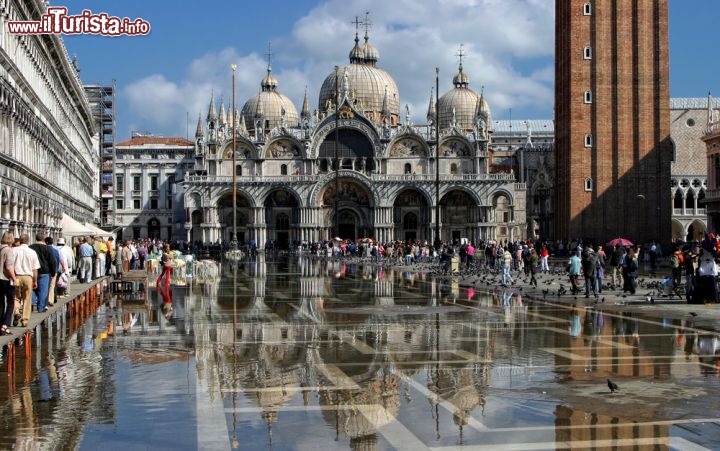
0,233,177,335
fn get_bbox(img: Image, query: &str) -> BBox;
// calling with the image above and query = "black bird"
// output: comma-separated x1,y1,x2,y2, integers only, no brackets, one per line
607,378,619,393
689,312,698,317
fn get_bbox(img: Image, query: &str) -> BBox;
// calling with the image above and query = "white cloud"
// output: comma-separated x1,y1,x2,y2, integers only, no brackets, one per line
123,0,554,137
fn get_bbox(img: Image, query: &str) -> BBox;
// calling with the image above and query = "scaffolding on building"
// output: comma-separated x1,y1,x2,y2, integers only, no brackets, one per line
85,81,116,229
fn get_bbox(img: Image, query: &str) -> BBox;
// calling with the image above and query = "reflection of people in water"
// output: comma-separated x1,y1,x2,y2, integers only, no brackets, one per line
156,244,173,288
157,282,173,320
568,308,581,337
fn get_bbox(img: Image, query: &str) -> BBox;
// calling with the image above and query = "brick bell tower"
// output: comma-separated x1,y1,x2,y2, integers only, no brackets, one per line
554,1,672,244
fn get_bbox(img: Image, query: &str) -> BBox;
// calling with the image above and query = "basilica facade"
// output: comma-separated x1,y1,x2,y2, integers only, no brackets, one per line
182,33,534,249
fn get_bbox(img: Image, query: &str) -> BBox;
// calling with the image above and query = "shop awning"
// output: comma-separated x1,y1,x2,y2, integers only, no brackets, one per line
84,222,114,238
61,213,95,237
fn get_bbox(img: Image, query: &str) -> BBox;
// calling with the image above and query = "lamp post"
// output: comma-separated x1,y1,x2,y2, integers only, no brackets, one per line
434,67,440,250
231,63,238,251
334,65,340,240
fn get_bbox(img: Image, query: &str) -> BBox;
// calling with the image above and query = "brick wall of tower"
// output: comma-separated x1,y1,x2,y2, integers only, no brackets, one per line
555,0,671,244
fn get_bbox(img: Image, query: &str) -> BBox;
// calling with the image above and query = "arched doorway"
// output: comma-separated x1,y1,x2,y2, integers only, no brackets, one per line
321,179,373,240
338,210,359,240
492,193,513,242
687,219,707,242
217,192,253,244
393,189,430,242
440,190,478,244
191,210,202,243
264,189,299,250
148,218,161,239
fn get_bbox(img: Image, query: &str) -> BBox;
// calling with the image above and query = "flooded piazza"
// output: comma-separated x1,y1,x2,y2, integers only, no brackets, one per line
1,255,720,450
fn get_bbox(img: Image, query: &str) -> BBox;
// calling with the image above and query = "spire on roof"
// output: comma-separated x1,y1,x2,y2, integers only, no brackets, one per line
426,86,436,125
206,91,217,123
239,113,247,135
301,86,310,119
195,113,203,138
381,84,389,119
219,99,227,126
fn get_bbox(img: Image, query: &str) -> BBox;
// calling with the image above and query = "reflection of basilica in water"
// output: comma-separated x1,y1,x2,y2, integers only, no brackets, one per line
3,256,719,448
183,257,716,448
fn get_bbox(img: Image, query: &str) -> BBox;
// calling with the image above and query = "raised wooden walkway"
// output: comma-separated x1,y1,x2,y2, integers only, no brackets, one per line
1,270,150,362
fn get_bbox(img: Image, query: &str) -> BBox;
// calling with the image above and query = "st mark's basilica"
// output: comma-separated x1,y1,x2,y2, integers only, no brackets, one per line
181,29,552,249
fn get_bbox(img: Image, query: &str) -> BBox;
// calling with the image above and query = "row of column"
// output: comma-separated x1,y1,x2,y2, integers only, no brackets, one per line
187,206,500,246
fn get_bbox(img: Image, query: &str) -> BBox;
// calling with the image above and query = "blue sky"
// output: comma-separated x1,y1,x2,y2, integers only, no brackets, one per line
59,0,719,140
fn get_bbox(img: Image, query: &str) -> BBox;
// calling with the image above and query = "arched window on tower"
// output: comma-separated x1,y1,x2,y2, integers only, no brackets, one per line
583,3,592,15
235,165,242,176
584,178,593,192
404,163,412,174
281,164,288,175
450,163,458,175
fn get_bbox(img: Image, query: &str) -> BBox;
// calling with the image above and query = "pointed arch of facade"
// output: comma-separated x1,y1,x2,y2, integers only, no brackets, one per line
489,188,516,206
388,185,433,207
262,135,306,160
440,184,483,205
439,133,473,157
308,171,377,207
386,132,431,159
212,188,257,209
219,137,257,159
308,111,381,160
261,185,304,208
185,192,202,210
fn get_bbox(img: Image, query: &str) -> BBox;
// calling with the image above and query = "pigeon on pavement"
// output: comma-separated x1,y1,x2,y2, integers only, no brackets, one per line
607,378,619,393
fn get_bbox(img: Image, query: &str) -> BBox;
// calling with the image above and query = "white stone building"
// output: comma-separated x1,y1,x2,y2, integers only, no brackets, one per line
113,134,194,241
670,96,719,241
0,0,97,237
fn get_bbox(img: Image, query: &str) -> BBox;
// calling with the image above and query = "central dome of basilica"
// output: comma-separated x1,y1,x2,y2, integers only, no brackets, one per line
318,30,399,125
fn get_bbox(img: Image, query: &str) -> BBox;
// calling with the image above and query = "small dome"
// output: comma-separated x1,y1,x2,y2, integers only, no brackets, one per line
241,66,298,131
361,42,379,64
349,43,365,63
261,72,278,91
438,88,479,131
453,70,470,87
437,64,485,131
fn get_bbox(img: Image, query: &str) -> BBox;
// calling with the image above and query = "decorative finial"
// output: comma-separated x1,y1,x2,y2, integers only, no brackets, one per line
363,11,371,42
456,44,466,71
265,42,273,74
352,15,361,44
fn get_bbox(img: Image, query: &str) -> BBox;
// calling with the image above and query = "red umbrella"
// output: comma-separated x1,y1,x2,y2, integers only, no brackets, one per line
606,237,633,247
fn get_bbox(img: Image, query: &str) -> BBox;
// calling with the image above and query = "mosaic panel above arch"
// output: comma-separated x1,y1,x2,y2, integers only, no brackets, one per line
221,141,255,159
439,138,471,157
320,179,373,207
389,137,427,158
264,138,302,159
